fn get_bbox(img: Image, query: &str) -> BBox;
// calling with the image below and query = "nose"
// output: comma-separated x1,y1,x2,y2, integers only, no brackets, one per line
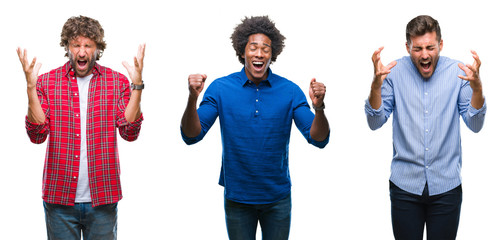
77,47,86,57
420,49,429,59
256,49,264,58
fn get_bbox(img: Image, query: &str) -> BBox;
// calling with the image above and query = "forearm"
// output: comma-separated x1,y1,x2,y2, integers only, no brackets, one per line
181,96,202,138
124,89,142,123
368,80,382,110
471,89,484,110
27,86,45,124
310,109,329,141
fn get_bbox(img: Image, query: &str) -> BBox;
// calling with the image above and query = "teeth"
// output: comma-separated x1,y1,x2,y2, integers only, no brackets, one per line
253,62,264,65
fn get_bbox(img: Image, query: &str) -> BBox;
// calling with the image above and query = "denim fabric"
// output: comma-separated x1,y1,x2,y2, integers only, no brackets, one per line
225,194,291,240
44,201,117,240
390,181,462,240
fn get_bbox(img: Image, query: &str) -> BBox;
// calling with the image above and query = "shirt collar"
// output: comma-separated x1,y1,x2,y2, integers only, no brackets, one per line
239,67,274,87
64,61,104,79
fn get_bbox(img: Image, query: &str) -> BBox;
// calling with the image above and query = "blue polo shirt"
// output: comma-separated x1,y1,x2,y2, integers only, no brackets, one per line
182,68,329,204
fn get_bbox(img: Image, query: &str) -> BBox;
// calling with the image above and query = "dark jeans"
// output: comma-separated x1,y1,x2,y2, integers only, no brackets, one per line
44,201,118,240
224,194,291,240
390,181,462,240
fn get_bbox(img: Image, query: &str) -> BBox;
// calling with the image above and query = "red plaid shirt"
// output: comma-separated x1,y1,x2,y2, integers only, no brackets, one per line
25,61,143,207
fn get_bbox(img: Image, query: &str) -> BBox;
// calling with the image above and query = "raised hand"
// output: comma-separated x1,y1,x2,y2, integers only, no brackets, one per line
371,47,397,89
122,43,146,85
309,78,326,109
458,50,482,92
188,74,207,98
17,47,42,89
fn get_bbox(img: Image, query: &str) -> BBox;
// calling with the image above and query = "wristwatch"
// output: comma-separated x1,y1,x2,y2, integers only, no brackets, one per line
131,82,145,90
312,102,325,111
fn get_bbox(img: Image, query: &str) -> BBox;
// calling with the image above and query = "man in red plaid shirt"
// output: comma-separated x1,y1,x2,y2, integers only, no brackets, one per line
17,15,145,240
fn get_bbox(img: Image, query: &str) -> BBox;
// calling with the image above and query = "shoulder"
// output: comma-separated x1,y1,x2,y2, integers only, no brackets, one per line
39,63,68,81
96,64,127,80
207,71,242,88
437,56,462,69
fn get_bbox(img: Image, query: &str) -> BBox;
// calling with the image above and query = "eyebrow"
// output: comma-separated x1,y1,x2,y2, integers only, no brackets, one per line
412,44,436,49
250,42,271,48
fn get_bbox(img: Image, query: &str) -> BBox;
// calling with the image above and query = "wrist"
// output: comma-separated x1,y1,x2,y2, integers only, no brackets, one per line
312,102,325,111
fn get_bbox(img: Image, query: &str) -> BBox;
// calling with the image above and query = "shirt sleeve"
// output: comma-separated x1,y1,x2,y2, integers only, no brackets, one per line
116,77,143,142
25,78,50,144
458,79,486,133
292,85,329,148
181,81,219,145
364,78,394,130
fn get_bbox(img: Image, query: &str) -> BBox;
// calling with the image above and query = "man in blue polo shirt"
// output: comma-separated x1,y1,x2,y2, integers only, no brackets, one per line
181,16,330,240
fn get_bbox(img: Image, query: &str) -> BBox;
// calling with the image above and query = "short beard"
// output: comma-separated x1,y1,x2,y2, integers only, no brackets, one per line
68,50,98,77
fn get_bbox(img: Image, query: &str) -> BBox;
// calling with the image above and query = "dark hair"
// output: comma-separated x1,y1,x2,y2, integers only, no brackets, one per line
60,15,106,60
231,16,286,65
406,15,441,44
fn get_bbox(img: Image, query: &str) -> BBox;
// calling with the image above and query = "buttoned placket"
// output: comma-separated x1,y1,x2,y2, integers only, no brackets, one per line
69,71,81,185
423,79,431,172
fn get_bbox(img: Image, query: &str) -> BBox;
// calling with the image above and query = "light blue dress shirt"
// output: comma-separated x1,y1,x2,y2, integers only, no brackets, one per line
365,56,486,196
182,68,329,204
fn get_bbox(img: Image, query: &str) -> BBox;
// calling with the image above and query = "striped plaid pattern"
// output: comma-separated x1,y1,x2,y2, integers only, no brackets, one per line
26,61,143,207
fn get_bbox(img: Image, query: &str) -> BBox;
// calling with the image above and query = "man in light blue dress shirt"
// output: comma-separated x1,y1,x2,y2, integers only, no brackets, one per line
365,15,486,240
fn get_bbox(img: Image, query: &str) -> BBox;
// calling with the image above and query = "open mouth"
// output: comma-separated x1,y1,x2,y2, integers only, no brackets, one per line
77,60,88,69
252,61,264,70
420,61,431,72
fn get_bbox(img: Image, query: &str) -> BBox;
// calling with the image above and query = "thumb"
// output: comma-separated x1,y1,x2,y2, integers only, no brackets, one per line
34,63,42,74
311,78,316,84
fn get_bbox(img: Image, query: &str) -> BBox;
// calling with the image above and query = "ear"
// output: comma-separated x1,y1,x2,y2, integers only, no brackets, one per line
439,39,443,52
405,42,411,54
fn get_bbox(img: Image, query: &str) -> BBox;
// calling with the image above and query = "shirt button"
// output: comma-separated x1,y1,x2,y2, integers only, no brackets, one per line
426,166,429,169
425,148,429,151
256,99,259,102
425,92,428,95
75,155,79,158
76,134,80,137
425,110,429,114
256,89,259,92
425,129,429,133
74,93,78,96
256,110,259,113
76,114,79,117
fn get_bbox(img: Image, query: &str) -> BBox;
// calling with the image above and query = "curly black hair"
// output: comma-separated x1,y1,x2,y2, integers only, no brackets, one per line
231,16,286,65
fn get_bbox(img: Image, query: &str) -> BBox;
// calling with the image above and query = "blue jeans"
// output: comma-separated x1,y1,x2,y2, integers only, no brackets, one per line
225,194,291,240
390,181,462,240
43,201,117,240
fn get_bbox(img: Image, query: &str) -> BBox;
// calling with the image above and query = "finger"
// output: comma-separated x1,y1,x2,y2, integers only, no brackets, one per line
471,50,481,68
372,47,384,66
137,43,145,64
386,61,397,70
458,75,471,81
201,74,207,81
122,61,133,76
16,47,24,62
29,57,37,70
134,56,140,68
34,63,42,75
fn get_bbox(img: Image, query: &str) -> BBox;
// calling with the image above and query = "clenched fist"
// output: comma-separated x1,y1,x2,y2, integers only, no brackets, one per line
309,78,326,109
188,74,207,98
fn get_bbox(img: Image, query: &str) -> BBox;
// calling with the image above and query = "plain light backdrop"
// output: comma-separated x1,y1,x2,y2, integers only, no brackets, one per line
1,0,501,239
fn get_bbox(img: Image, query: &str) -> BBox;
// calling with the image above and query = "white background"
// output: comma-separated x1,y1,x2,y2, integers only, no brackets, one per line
1,0,501,239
